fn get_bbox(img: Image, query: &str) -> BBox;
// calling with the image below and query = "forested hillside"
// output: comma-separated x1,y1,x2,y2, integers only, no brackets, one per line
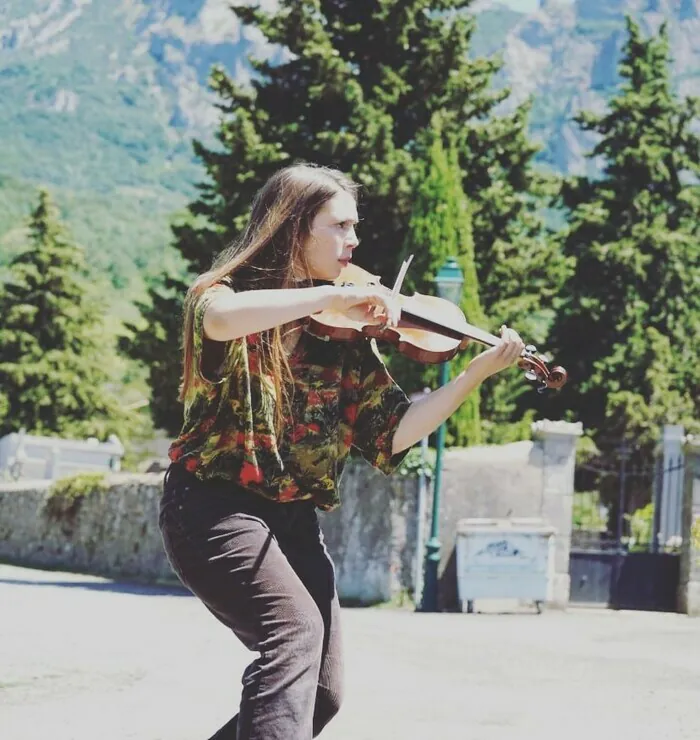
1,0,698,314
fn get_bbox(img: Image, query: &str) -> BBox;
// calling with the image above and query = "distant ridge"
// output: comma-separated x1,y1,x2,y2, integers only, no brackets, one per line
1,0,697,305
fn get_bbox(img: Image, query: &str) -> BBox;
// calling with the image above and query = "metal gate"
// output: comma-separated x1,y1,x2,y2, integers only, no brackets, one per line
569,443,683,612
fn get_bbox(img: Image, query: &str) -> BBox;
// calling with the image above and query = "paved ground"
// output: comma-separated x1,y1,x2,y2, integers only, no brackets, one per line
2,563,700,740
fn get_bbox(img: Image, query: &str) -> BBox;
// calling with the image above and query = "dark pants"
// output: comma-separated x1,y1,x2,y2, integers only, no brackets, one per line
159,463,343,740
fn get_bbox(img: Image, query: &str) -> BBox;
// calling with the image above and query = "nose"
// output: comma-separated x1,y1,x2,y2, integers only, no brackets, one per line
346,226,359,248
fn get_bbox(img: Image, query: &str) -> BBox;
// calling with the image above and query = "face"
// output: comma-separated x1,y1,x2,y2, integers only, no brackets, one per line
303,190,359,281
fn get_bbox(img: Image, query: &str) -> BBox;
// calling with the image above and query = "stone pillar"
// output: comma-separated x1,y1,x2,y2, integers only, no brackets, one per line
531,419,584,608
46,447,60,480
679,438,700,616
658,425,685,547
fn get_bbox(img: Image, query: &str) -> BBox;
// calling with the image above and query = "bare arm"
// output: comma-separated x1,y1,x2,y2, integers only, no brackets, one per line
203,286,331,341
391,328,525,454
203,284,401,341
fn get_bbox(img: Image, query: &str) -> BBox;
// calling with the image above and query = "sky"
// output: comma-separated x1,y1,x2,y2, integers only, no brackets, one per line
504,0,540,9
498,0,574,11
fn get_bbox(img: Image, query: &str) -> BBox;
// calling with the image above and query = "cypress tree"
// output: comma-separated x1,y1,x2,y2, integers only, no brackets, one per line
398,123,484,445
0,190,132,440
549,17,700,448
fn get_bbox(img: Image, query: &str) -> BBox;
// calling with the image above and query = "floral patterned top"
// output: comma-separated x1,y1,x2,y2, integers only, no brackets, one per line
168,280,412,511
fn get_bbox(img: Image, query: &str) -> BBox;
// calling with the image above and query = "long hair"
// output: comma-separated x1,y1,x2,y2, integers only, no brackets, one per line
180,163,358,436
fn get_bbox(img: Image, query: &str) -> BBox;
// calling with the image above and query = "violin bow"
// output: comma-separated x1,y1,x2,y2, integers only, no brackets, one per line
391,255,414,299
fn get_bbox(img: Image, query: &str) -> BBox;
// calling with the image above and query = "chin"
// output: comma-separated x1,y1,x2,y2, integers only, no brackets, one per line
307,264,342,282
320,263,343,281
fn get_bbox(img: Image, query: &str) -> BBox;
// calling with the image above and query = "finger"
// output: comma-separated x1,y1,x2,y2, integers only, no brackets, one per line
375,296,390,320
381,302,393,327
375,294,398,327
508,329,523,349
499,326,513,354
508,337,524,363
509,328,524,344
367,305,386,325
365,299,386,326
510,330,525,357
374,293,391,314
499,325,513,351
503,327,521,349
505,330,519,357
389,298,401,327
495,327,517,364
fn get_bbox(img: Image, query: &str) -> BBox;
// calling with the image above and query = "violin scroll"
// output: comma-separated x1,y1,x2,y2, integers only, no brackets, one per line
519,345,568,393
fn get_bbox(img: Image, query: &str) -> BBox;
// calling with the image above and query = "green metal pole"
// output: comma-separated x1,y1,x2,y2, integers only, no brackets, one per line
421,360,449,612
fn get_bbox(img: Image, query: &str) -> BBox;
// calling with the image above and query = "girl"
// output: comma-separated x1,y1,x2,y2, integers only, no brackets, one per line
159,163,524,740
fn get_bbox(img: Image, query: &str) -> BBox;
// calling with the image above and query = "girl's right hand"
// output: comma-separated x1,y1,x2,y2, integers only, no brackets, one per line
329,285,401,327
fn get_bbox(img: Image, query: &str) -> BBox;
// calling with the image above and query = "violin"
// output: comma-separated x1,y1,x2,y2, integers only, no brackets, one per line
308,259,567,393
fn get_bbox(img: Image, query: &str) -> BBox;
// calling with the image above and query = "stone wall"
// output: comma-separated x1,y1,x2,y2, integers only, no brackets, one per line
320,462,420,604
0,420,582,607
0,474,171,582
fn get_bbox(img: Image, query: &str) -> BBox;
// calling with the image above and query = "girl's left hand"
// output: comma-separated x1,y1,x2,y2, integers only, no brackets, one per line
468,325,525,378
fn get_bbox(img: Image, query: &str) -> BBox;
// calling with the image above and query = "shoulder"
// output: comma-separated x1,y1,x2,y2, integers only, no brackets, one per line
204,275,236,299
194,276,236,316
218,275,236,290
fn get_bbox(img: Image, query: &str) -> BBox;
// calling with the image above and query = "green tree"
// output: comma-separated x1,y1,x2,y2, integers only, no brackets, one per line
549,17,700,449
397,124,484,445
120,273,187,436
127,0,566,438
0,190,134,440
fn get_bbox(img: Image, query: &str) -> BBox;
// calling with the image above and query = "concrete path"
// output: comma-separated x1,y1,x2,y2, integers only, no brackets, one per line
1,563,699,740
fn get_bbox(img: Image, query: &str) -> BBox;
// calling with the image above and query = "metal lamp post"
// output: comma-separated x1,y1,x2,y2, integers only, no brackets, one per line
421,257,464,612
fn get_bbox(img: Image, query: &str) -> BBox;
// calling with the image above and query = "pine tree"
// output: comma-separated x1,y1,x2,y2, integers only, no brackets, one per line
549,17,700,449
397,123,484,445
0,190,133,440
127,1,566,437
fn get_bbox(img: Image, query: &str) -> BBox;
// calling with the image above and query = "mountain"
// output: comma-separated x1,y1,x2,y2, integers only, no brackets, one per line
471,0,700,174
1,0,698,313
0,0,267,312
